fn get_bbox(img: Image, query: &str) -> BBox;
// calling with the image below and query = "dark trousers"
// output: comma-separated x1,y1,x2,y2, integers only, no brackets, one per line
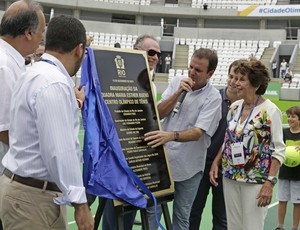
189,164,227,230
272,68,277,78
102,199,136,230
0,219,2,230
87,194,136,230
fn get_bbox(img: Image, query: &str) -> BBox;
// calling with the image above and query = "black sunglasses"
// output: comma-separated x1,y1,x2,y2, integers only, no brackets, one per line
147,49,161,58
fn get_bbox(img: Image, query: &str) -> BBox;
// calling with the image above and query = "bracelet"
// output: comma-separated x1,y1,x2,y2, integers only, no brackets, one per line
76,99,83,110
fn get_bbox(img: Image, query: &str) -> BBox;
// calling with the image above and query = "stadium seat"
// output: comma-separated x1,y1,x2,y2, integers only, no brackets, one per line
281,82,289,88
179,38,185,45
273,41,281,48
289,82,298,88
182,69,189,77
168,69,175,83
292,78,299,84
176,69,183,76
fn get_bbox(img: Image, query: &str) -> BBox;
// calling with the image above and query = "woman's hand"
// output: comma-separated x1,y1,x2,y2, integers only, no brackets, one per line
256,182,273,207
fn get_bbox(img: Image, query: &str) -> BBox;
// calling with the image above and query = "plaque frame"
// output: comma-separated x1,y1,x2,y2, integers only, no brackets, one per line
91,46,174,203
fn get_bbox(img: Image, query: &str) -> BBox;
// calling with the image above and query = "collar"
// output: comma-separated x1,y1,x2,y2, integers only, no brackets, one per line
192,81,211,94
39,53,75,87
221,87,231,105
0,38,26,70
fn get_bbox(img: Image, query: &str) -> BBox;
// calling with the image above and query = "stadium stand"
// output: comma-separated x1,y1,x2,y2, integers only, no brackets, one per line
89,0,146,4
0,0,299,99
280,71,300,100
191,0,277,9
87,32,138,48
170,38,270,86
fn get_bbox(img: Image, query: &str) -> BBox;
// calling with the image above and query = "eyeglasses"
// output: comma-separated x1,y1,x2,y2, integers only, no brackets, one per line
35,53,43,58
147,49,161,58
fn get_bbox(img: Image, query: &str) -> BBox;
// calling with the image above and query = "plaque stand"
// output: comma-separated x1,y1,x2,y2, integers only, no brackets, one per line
93,194,174,230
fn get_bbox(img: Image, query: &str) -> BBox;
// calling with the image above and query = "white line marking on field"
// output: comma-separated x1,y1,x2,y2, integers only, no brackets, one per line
268,201,279,209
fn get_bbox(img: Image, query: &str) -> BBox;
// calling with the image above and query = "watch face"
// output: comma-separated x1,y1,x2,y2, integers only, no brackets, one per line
267,177,277,185
174,132,179,141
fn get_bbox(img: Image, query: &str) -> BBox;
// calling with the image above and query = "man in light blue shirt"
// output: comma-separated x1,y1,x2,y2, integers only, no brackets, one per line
145,48,222,229
0,15,94,229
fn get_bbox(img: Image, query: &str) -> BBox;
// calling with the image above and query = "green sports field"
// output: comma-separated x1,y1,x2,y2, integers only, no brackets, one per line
270,99,299,124
66,182,293,230
157,92,299,125
68,93,299,229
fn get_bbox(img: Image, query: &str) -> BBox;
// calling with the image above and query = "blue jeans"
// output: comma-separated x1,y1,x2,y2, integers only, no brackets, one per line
143,204,162,229
281,69,286,78
101,171,203,230
173,171,203,230
189,165,227,230
102,199,136,230
146,172,203,230
103,200,163,230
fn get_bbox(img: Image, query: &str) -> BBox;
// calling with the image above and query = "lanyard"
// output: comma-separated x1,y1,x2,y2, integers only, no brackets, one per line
229,96,260,142
39,58,57,67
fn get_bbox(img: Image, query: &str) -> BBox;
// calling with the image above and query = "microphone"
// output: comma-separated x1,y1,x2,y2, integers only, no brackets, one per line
172,91,187,116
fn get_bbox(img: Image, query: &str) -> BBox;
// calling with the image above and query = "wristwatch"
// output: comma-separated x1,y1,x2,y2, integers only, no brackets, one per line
266,176,277,186
174,131,179,141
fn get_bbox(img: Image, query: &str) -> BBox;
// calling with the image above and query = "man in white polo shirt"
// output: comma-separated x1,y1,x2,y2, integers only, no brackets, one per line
0,1,45,229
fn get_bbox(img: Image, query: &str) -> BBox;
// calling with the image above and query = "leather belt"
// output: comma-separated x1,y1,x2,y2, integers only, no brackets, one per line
3,168,61,193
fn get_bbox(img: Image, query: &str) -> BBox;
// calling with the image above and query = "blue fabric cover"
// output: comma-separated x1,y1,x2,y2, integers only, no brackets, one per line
80,47,147,208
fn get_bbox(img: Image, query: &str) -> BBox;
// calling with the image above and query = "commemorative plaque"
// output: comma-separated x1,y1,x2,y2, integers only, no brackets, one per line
92,47,174,197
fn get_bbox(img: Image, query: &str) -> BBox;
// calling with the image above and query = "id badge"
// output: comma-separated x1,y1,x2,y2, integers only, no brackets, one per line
231,142,245,165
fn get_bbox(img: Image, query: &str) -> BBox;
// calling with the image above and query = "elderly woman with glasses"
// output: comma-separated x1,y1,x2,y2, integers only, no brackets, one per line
210,58,286,230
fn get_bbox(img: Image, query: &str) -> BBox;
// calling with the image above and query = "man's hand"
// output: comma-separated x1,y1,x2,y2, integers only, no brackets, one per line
209,163,220,187
209,147,223,187
74,86,86,102
73,203,94,230
86,35,94,47
178,78,194,94
144,130,174,148
0,130,9,145
157,77,194,119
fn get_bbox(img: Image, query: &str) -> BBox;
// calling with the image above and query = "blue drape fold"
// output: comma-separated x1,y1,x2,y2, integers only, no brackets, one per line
81,47,147,208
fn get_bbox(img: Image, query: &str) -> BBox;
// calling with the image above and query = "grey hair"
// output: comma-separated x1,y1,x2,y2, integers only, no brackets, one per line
0,0,43,37
133,34,158,50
